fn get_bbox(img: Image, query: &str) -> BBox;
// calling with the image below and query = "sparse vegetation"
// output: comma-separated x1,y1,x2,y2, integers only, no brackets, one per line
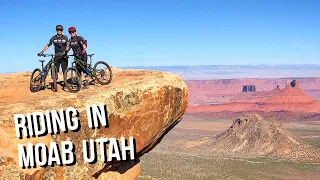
287,128,320,133
139,152,320,180
302,138,320,149
138,115,320,180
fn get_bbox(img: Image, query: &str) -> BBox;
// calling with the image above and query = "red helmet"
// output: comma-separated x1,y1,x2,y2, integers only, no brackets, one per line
68,27,76,32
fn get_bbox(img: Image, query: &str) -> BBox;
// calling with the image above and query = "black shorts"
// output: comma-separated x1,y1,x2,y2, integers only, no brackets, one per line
54,55,68,73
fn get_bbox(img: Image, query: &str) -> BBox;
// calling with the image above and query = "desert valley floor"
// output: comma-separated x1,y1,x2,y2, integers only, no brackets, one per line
138,115,320,180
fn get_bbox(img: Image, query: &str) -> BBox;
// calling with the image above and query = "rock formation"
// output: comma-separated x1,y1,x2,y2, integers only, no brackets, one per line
187,80,320,117
185,78,320,104
231,85,281,103
209,113,320,162
242,85,256,92
0,68,188,179
255,80,320,112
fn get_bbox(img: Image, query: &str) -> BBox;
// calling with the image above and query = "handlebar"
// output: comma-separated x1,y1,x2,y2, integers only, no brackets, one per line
38,53,95,61
38,54,57,57
38,53,94,58
67,54,95,57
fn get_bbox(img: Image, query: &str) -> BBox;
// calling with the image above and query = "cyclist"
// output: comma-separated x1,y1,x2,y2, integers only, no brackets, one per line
65,26,89,89
38,25,69,76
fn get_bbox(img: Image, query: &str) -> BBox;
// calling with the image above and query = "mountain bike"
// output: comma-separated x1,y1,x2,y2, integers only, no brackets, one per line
30,54,59,92
63,54,112,93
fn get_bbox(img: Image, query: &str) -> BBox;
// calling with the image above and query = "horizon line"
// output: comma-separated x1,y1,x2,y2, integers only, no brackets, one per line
119,64,320,67
2,64,320,74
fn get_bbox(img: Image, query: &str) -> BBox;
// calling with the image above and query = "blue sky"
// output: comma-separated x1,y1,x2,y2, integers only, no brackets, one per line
0,0,319,73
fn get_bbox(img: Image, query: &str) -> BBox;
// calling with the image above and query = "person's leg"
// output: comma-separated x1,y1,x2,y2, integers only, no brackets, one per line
54,56,62,73
53,56,61,80
61,56,68,74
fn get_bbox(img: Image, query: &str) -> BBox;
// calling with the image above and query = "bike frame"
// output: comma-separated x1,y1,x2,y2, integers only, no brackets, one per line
39,54,56,81
69,54,95,79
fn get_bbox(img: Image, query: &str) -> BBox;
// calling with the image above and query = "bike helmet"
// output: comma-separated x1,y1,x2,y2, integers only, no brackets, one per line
68,27,76,32
56,25,64,30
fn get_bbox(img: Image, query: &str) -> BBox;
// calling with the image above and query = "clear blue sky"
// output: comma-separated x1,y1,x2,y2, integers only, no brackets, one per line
0,0,319,73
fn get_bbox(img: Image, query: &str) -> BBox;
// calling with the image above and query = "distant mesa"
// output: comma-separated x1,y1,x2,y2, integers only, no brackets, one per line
185,77,320,105
230,84,281,103
186,79,320,116
255,79,320,112
242,85,256,92
242,84,280,93
254,79,320,113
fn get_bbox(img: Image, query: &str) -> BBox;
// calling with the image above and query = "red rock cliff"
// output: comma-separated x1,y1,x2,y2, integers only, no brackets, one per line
185,78,320,104
253,80,320,112
0,68,188,180
187,80,320,114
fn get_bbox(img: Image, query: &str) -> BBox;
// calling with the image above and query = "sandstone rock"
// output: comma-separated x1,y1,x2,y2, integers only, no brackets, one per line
97,161,141,180
208,113,320,162
0,126,53,176
242,85,256,92
0,68,188,179
230,87,281,103
255,80,320,112
187,80,320,115
185,78,320,104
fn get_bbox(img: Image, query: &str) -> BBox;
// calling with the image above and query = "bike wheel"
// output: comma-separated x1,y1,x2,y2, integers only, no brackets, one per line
64,67,81,93
30,68,42,92
93,61,112,85
51,65,58,92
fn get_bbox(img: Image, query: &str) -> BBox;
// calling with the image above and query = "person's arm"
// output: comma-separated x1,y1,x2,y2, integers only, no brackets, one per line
41,37,54,53
64,35,68,46
65,39,71,54
41,45,49,52
82,43,87,50
79,37,87,52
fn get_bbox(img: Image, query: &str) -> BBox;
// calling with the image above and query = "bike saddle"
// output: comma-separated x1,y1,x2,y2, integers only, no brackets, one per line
39,60,45,63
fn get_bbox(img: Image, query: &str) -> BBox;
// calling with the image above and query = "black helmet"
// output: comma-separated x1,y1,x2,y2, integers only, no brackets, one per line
56,25,64,30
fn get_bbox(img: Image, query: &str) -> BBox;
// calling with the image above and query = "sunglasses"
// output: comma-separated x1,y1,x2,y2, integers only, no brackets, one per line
69,31,75,34
56,29,63,31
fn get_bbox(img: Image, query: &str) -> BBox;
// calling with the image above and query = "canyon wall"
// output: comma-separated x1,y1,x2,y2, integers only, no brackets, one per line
185,77,320,104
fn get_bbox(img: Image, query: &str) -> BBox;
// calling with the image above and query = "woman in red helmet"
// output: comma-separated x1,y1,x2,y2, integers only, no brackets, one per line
65,26,90,89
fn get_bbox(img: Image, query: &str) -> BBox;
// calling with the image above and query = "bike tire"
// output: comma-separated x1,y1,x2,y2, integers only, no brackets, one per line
51,65,58,92
93,61,112,85
30,68,42,92
64,67,81,93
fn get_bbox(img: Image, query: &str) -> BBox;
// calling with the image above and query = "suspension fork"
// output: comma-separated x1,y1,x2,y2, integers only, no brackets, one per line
50,57,56,80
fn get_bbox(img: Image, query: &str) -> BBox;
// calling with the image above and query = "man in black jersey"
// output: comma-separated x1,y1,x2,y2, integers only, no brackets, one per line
38,25,68,75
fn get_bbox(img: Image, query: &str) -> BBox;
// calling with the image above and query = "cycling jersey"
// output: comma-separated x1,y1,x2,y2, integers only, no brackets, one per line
47,35,68,54
67,35,87,56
